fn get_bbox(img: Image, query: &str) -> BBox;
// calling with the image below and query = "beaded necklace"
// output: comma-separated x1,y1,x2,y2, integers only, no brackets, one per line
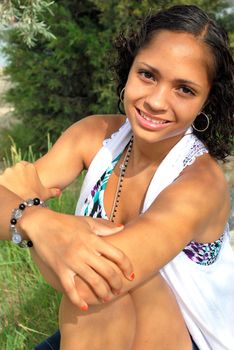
110,135,133,222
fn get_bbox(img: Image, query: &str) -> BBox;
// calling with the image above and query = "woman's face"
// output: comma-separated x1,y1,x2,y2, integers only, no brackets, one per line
124,30,213,144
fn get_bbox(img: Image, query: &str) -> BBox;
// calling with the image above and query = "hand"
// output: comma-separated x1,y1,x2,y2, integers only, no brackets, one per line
72,262,125,306
0,161,60,200
31,254,106,306
21,210,134,310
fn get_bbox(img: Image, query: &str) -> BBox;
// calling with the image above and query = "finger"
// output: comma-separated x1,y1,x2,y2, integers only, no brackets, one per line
96,240,134,281
76,263,113,301
94,224,124,236
91,219,124,236
48,187,62,198
59,272,89,311
18,161,30,166
85,253,123,292
74,275,101,304
15,161,31,169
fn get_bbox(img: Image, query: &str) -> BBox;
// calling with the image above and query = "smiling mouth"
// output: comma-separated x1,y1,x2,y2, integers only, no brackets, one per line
138,109,170,124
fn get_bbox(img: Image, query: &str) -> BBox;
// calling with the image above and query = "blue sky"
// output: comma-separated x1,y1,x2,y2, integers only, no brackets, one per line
0,39,8,67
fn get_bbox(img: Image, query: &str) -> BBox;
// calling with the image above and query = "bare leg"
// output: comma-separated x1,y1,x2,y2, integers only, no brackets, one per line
130,274,192,350
59,274,192,350
59,294,136,350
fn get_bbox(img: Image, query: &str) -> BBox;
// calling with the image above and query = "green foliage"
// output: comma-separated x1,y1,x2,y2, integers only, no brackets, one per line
0,138,83,349
0,0,55,47
1,0,233,155
0,243,61,349
1,132,52,167
0,178,82,349
2,0,109,153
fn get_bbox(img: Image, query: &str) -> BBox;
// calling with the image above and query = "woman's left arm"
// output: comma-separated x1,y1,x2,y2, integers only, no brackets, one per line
75,158,230,304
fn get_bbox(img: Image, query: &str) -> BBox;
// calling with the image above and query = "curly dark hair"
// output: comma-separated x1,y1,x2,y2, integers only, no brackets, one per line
112,5,234,161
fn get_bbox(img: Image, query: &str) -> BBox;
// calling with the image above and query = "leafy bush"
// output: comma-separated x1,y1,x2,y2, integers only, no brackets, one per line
2,1,108,153
1,0,233,155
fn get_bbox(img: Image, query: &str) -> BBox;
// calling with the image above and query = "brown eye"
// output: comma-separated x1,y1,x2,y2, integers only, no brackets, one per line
138,70,154,80
179,86,195,95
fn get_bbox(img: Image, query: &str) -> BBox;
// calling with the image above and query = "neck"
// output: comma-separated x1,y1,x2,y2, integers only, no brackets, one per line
130,134,184,171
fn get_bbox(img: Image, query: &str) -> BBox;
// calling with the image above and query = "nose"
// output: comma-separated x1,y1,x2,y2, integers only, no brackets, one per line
144,85,168,114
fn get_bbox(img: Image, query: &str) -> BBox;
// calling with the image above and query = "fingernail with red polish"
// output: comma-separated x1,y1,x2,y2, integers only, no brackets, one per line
81,304,88,311
129,272,135,281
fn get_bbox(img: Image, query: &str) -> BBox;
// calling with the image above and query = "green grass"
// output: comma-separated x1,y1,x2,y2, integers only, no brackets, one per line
0,176,85,349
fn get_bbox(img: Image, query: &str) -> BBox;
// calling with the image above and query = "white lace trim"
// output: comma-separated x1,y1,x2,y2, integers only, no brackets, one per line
103,118,129,146
183,138,208,167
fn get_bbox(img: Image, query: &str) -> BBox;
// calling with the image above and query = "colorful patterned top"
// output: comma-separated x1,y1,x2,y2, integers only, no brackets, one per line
82,152,224,266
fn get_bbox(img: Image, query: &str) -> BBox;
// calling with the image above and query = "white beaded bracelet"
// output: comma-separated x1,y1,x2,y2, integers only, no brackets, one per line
10,198,46,248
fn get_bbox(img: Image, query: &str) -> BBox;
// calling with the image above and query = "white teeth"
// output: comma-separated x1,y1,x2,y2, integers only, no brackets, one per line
140,111,167,124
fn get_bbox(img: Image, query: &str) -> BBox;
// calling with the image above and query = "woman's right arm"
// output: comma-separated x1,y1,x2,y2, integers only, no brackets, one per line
0,115,133,309
0,114,116,236
0,115,88,239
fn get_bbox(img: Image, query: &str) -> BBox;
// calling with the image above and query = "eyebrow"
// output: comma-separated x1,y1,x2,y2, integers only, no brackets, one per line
136,62,202,88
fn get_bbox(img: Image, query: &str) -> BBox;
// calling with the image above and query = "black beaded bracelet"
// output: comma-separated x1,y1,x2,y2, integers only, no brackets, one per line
10,198,47,248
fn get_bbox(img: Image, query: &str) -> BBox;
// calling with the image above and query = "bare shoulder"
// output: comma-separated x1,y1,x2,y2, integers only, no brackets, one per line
34,114,126,189
146,153,230,244
65,114,126,167
173,154,230,239
178,154,229,205
74,114,126,136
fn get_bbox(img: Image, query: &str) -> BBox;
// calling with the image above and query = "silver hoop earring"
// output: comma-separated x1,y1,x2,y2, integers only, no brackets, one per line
192,112,210,132
119,87,125,104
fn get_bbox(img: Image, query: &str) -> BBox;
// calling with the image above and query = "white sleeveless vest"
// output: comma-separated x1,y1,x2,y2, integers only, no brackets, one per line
76,119,234,350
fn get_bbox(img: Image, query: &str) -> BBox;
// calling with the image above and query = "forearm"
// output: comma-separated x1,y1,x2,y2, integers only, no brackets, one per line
0,188,71,293
0,162,60,241
0,185,32,240
100,215,191,298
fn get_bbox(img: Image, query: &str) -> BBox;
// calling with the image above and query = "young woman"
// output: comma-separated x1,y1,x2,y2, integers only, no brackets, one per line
0,5,233,350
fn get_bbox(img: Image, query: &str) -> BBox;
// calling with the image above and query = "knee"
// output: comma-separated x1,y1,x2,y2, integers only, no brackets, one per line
59,293,135,328
59,294,136,350
110,293,136,321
